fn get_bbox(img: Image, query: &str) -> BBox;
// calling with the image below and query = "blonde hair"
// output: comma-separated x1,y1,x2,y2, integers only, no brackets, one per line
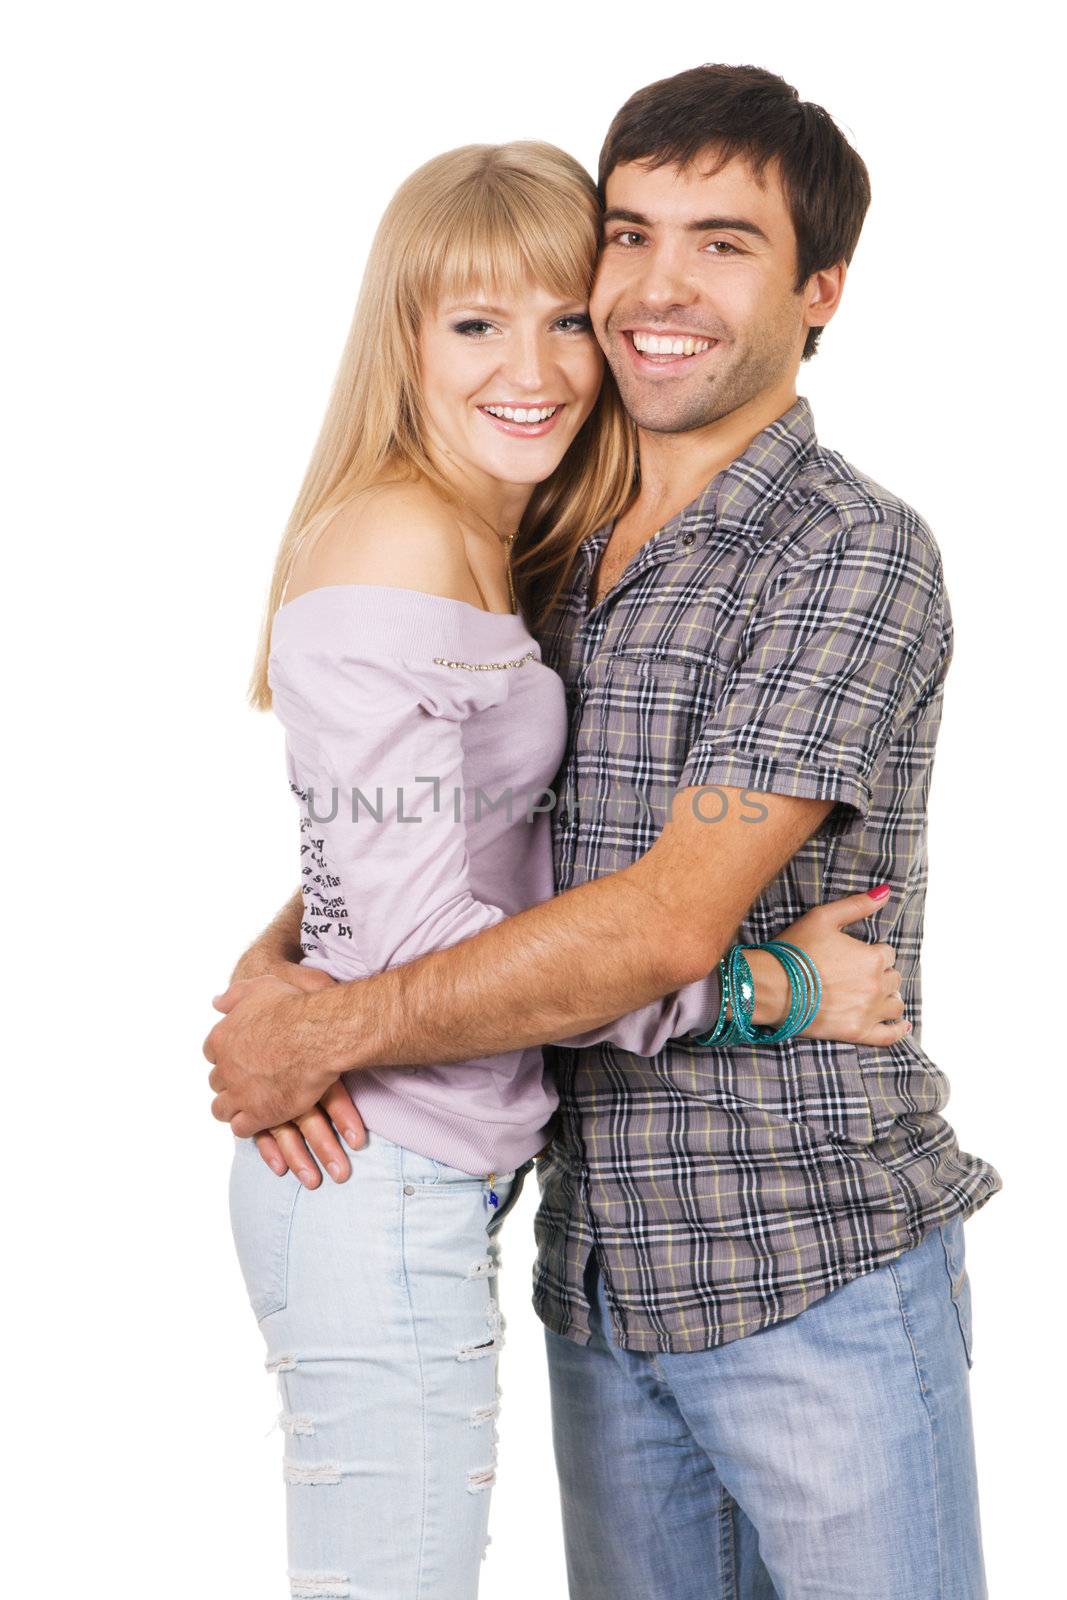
247,141,636,709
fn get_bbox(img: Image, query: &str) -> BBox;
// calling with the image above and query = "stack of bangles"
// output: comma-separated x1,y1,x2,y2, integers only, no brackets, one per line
691,940,822,1046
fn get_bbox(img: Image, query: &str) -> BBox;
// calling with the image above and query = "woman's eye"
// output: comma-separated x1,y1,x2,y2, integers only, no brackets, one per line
554,314,592,333
452,319,495,337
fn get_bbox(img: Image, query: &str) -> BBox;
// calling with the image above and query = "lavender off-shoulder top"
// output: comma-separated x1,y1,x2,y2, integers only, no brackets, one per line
268,584,720,1175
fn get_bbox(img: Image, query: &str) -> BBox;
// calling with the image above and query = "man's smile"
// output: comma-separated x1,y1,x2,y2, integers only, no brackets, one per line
621,327,722,374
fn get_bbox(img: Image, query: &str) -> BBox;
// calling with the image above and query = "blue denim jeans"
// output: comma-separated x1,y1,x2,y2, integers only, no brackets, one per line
545,1216,986,1599
228,1129,529,1599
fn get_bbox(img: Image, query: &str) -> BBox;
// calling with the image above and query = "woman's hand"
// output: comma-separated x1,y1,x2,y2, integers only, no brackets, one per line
746,886,910,1046
254,1079,368,1188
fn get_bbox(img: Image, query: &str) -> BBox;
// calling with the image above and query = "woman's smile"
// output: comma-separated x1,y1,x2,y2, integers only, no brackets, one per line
476,401,566,437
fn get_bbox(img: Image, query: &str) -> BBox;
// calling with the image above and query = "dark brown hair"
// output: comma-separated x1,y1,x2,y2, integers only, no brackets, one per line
598,64,871,360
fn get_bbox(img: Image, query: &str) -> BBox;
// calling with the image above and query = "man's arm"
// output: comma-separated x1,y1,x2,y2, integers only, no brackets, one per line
306,785,832,1075
208,512,939,1134
229,890,304,983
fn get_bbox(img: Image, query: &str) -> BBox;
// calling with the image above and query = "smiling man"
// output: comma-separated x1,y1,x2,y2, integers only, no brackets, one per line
207,65,1000,1598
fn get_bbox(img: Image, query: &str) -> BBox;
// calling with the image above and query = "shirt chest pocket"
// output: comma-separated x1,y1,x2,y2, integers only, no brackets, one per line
571,649,719,840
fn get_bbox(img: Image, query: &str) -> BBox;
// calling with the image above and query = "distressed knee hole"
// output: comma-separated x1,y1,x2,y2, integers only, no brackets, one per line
466,1256,498,1279
467,1464,496,1493
458,1340,497,1362
278,1411,315,1436
458,1302,506,1361
283,1459,342,1486
470,1400,500,1425
288,1573,350,1598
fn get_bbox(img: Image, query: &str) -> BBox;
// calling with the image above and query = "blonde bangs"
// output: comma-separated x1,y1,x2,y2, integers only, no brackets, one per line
407,161,598,314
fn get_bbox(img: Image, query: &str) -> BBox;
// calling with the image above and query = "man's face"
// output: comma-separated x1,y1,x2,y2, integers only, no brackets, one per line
590,152,819,433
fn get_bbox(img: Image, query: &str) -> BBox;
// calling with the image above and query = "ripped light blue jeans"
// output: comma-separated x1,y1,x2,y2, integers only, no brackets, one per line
228,1127,528,1600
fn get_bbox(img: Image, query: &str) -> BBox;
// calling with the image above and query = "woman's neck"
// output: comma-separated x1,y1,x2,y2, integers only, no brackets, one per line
428,445,533,539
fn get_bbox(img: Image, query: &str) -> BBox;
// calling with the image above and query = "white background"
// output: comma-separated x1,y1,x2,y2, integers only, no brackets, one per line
4,2,1060,1594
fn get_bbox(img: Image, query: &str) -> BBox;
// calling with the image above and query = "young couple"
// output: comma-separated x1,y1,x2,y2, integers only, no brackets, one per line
207,63,1001,1600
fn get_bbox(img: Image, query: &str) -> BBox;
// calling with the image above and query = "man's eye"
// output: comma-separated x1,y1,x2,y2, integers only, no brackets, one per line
452,319,495,337
707,240,740,255
606,230,645,248
554,314,592,333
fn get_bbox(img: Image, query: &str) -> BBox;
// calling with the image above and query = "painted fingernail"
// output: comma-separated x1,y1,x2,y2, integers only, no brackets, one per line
327,1161,343,1181
869,883,890,900
905,1019,913,1031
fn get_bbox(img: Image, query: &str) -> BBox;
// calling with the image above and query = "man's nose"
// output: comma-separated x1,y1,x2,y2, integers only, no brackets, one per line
634,242,698,311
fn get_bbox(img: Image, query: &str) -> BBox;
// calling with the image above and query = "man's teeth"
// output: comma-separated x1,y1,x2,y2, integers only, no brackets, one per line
632,333,713,357
482,404,559,423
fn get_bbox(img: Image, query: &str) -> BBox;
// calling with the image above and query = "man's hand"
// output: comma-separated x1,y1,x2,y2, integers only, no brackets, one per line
205,974,340,1137
226,957,369,1179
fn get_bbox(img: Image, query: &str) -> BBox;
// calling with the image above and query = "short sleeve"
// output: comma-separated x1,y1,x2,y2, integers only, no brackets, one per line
269,638,513,975
677,520,949,820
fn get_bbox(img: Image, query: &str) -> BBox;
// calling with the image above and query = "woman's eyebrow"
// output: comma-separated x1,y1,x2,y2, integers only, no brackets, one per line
441,301,509,317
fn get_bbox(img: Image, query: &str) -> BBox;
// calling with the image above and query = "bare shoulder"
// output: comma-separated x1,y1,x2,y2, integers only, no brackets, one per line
284,482,481,605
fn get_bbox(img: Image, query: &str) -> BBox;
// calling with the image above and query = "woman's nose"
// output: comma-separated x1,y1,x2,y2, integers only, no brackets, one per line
501,332,551,393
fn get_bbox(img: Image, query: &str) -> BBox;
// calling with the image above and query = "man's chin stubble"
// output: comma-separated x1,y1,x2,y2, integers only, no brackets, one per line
611,341,794,435
614,374,739,435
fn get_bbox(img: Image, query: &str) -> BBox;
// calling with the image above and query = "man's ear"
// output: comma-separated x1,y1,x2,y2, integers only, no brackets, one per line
804,260,847,333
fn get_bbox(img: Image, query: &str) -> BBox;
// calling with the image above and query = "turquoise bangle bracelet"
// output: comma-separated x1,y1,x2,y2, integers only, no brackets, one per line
691,939,821,1047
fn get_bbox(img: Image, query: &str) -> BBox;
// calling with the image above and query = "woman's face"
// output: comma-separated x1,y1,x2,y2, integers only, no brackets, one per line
417,278,604,492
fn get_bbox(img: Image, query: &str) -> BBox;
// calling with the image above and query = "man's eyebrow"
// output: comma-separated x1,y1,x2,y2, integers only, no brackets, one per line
602,208,651,227
687,216,770,244
602,207,770,245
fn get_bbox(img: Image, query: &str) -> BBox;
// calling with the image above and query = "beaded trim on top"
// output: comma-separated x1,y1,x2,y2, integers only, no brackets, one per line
432,650,535,672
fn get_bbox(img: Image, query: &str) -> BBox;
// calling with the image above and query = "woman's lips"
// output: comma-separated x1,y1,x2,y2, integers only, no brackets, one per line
476,405,564,438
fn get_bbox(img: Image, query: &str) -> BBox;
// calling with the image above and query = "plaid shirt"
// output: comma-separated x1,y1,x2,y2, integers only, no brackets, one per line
530,395,1002,1354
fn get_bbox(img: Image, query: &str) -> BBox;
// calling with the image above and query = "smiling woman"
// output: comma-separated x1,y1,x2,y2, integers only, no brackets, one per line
222,140,708,1600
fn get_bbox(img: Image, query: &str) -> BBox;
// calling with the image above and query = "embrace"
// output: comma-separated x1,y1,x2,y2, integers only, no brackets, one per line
204,62,1002,1600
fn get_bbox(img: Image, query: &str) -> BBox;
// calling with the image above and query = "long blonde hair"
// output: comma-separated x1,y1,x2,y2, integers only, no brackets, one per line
247,141,636,709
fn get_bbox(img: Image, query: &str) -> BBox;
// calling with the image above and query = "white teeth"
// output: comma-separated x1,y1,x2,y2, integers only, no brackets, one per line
481,404,558,423
632,332,713,357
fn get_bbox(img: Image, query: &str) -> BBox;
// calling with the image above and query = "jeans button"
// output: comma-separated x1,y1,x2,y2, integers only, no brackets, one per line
403,1184,415,1196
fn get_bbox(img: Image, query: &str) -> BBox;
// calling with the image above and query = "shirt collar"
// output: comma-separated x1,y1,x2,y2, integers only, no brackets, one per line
703,393,816,538
574,393,817,578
